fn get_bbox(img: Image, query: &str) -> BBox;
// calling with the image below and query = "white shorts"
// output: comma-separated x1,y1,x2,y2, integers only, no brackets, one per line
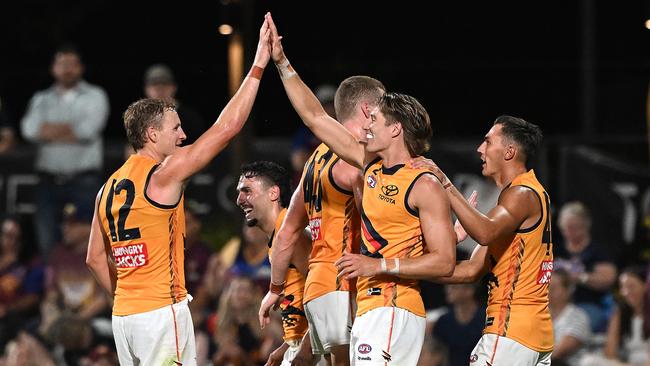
280,339,325,366
112,298,197,366
281,339,301,366
469,334,552,366
349,307,425,365
304,291,354,354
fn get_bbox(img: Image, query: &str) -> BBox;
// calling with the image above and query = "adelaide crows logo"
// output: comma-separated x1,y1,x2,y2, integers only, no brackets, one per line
381,185,399,196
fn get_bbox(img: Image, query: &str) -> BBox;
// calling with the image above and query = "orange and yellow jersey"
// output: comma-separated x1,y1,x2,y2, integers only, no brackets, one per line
356,158,431,318
269,208,308,342
301,143,361,304
483,169,554,352
98,154,187,316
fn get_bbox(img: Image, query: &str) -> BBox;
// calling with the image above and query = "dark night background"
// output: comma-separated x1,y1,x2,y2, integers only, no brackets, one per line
1,1,649,154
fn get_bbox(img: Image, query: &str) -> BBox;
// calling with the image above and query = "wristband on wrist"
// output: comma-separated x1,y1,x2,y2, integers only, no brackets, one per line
269,280,286,295
275,58,296,80
248,65,264,80
380,258,387,272
387,258,400,275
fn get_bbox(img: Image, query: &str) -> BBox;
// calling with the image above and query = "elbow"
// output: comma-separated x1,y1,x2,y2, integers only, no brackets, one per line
439,261,455,278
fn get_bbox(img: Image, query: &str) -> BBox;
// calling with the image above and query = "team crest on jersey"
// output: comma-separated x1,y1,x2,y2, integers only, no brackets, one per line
358,344,372,354
113,242,148,268
469,354,478,363
366,175,377,188
537,260,553,284
309,217,322,240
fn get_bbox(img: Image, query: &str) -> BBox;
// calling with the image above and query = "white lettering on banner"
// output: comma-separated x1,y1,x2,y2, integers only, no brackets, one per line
309,218,322,241
113,242,149,268
537,260,553,284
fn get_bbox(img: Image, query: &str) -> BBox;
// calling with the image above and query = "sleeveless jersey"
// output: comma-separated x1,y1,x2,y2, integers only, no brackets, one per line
483,169,554,352
269,208,308,342
98,154,187,316
301,143,360,304
356,158,430,318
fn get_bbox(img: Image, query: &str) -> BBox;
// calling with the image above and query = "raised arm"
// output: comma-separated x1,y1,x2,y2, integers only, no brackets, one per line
158,17,272,184
86,188,117,297
259,182,309,328
265,13,366,169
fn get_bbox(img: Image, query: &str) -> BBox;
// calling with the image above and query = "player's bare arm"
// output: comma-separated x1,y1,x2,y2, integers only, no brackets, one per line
150,17,272,205
265,13,365,169
411,158,540,245
435,244,489,284
86,188,117,296
259,183,309,328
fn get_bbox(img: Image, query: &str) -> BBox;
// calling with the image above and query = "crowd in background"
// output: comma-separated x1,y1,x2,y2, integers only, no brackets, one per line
0,45,648,366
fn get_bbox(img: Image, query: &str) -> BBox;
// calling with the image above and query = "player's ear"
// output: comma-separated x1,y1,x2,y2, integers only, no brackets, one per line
361,102,370,119
390,121,402,138
504,144,516,161
146,126,158,143
269,185,280,202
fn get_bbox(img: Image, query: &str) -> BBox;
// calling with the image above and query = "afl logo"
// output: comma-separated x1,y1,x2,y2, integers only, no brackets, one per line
381,185,399,196
367,175,377,188
358,344,372,354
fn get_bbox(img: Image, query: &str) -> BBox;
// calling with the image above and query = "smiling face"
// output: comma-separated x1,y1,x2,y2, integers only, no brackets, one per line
364,106,398,154
619,271,645,309
236,175,273,228
153,109,186,157
476,124,507,177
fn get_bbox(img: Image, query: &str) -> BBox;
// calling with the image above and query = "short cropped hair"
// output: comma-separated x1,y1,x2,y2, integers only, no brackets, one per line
240,161,291,208
334,76,385,122
493,115,543,165
123,98,176,150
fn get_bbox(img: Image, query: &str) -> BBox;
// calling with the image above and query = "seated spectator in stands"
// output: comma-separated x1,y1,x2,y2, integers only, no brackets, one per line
0,216,44,351
40,203,109,339
555,201,617,332
0,97,16,154
580,265,648,366
432,282,485,366
211,275,280,366
204,224,271,298
550,269,591,366
183,203,214,366
417,335,447,366
20,44,108,261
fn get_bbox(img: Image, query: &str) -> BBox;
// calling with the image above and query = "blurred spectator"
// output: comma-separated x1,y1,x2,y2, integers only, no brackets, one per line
555,201,617,333
0,216,44,351
0,97,16,154
288,84,334,187
204,224,271,298
39,203,109,339
143,64,206,145
20,44,108,261
183,203,215,366
549,269,591,366
417,335,448,366
211,275,280,365
580,265,648,366
432,283,485,366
